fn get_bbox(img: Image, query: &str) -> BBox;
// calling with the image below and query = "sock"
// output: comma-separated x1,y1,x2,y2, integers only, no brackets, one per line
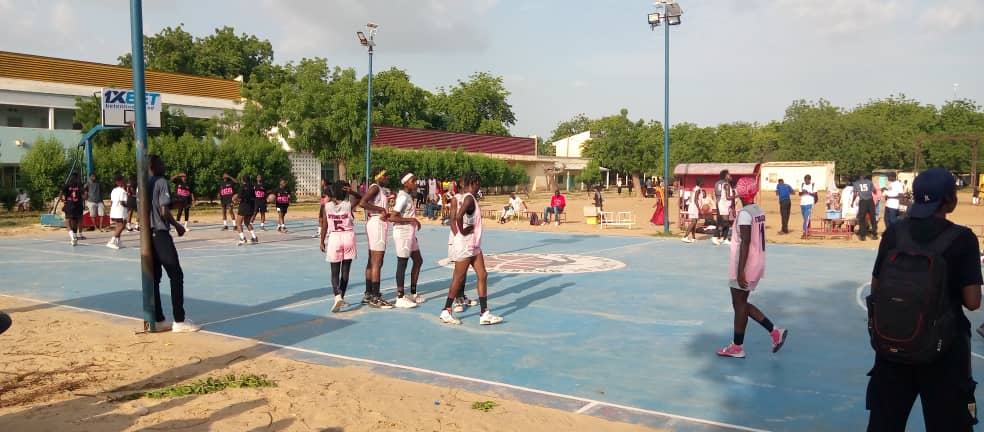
331,262,341,296
479,296,488,313
734,332,745,346
395,257,409,297
223,220,228,226
755,317,775,333
239,232,245,240
410,284,417,295
260,222,265,227
69,231,75,240
249,230,256,239
339,260,351,296
444,296,455,310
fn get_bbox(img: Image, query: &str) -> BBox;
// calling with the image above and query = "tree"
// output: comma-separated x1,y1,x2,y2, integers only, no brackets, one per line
548,113,592,143
118,25,196,74
371,68,433,129
581,109,654,183
575,159,603,186
19,136,71,207
432,72,516,135
119,25,273,82
535,136,555,156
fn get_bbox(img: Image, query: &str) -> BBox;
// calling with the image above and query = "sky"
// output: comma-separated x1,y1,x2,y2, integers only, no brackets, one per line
2,0,982,140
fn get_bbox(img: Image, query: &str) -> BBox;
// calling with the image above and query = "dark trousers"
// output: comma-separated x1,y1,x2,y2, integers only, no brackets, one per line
866,338,977,431
177,206,189,222
779,200,791,233
857,199,876,238
885,208,899,231
151,230,185,323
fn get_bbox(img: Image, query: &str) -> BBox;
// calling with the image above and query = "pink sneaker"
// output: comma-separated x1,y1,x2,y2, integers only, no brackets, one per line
716,343,745,358
771,328,788,353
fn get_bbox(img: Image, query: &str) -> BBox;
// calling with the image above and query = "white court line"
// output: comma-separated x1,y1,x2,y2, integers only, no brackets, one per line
591,239,659,255
575,401,600,414
0,292,768,432
0,245,138,263
854,282,984,361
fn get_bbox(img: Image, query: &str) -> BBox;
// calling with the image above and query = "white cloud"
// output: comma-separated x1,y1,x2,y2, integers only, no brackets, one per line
923,0,984,32
259,0,498,59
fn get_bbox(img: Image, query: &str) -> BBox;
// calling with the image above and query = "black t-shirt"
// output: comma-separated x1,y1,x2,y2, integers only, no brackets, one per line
254,183,267,204
63,184,82,208
220,181,236,201
872,217,983,336
275,187,290,207
239,183,255,205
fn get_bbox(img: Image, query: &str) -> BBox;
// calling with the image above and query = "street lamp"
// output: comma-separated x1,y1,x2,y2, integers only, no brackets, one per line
357,22,378,193
648,0,682,234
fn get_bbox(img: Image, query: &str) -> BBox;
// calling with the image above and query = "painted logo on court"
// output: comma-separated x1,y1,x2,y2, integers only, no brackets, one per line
437,253,626,274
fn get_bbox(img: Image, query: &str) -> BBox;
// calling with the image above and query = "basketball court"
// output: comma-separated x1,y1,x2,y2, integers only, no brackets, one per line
1,220,981,431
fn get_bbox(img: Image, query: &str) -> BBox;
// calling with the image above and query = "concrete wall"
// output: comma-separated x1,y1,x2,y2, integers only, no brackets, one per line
0,127,82,164
760,162,836,191
288,152,321,197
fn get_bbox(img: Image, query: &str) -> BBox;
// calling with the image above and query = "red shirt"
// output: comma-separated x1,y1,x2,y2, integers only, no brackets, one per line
550,195,566,209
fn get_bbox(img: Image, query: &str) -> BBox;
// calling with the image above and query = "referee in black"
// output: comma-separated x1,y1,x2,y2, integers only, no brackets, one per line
148,155,199,333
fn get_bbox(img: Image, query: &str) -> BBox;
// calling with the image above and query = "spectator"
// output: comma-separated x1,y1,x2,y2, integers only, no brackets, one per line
84,173,106,232
15,189,30,212
883,173,904,230
616,178,623,195
865,167,982,431
645,177,654,198
872,176,883,229
973,184,980,206
775,179,793,235
424,194,442,220
798,175,818,239
682,178,703,243
499,192,528,223
853,174,878,241
713,170,734,245
628,178,634,195
543,190,566,226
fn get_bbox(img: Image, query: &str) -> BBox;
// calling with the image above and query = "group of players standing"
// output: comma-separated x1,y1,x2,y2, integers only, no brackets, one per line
217,173,293,245
318,168,503,326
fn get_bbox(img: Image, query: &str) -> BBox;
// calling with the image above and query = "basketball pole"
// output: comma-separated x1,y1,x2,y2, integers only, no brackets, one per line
130,0,157,331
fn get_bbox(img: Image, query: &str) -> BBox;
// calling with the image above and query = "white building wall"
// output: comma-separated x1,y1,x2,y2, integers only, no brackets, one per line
551,131,591,158
760,162,836,191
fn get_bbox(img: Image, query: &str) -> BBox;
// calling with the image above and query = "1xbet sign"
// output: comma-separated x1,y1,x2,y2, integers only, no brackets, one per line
102,89,161,108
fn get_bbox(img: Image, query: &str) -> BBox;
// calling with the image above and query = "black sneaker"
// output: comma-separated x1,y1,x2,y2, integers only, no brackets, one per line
361,295,371,305
222,226,229,231
375,297,395,309
366,296,381,308
250,237,258,244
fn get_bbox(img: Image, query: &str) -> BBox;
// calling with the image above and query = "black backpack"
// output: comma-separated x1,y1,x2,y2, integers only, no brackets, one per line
866,220,962,364
530,212,540,226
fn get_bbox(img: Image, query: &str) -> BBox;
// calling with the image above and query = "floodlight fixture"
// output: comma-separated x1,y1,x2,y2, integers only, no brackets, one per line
648,12,662,27
357,31,374,47
665,3,683,25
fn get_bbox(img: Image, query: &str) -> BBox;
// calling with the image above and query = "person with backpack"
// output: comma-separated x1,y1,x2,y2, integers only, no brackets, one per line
865,167,982,431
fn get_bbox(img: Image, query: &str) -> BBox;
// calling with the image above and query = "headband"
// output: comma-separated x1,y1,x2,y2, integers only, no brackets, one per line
401,173,415,184
374,170,387,181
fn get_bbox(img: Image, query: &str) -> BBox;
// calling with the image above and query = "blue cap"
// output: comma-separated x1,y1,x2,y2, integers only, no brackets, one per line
908,168,955,219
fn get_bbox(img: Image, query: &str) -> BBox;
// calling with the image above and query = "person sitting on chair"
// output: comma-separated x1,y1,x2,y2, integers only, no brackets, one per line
15,189,30,212
543,190,566,226
500,192,528,223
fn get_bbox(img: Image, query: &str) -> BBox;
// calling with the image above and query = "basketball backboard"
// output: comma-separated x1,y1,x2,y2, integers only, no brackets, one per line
101,88,162,128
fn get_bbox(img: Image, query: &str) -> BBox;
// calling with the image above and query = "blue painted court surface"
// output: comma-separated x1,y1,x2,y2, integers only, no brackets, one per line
2,220,983,431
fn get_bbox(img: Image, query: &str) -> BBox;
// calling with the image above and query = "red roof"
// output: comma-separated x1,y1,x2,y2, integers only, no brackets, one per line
373,126,535,156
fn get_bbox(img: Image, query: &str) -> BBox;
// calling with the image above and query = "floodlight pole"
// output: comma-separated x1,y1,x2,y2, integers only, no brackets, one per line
364,28,375,197
130,0,156,331
662,7,671,234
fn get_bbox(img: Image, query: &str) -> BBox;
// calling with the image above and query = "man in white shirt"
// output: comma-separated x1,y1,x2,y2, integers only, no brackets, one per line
107,175,128,249
883,173,904,230
15,189,30,212
799,175,818,239
499,192,527,223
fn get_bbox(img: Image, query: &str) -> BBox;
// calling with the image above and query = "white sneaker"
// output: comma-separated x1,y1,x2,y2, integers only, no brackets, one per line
237,239,246,246
172,320,201,333
722,239,731,245
410,293,426,304
106,241,120,249
479,310,504,325
712,237,721,246
439,309,461,325
395,296,418,309
681,237,694,243
71,238,78,246
331,295,346,313
453,298,465,313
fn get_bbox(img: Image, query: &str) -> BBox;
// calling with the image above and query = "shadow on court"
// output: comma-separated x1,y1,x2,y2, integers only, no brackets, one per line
683,280,881,431
0,291,353,432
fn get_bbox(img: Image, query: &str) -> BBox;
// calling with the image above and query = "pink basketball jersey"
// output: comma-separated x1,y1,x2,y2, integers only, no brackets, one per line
325,200,354,233
729,204,766,282
367,183,389,218
461,192,482,249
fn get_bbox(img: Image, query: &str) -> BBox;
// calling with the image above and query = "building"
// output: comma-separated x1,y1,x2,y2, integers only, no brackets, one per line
0,51,242,188
674,163,761,192
551,131,591,158
372,126,591,192
760,161,836,191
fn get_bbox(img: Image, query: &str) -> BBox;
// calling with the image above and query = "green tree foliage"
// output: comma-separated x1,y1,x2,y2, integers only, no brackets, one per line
372,68,433,129
535,136,554,156
581,109,655,180
119,25,273,82
575,159,603,186
20,136,71,205
548,113,592,143
431,72,516,135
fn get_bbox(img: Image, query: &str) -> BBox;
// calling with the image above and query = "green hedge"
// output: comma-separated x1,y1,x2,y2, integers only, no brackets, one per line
348,147,529,189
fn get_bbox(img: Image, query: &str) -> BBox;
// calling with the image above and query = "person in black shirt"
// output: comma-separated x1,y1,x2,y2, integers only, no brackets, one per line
62,172,84,245
126,175,139,232
235,175,258,245
274,178,291,232
253,174,268,231
220,173,237,231
866,167,982,431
